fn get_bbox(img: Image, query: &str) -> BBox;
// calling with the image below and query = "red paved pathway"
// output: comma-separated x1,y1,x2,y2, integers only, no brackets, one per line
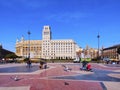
0,63,120,90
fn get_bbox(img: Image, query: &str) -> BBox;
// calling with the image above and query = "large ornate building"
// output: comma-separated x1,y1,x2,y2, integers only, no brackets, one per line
16,26,79,59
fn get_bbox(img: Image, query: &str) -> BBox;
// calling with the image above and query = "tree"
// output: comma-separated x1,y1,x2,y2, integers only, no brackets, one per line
117,47,120,54
5,53,18,60
24,58,29,62
5,53,19,63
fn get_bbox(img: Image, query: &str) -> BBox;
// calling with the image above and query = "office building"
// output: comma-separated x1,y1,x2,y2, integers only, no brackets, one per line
16,26,79,59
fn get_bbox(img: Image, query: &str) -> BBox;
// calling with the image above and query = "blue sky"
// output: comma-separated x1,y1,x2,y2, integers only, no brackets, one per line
0,0,120,52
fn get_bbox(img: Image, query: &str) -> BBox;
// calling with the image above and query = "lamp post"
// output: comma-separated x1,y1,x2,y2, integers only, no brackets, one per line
97,33,100,60
28,31,31,60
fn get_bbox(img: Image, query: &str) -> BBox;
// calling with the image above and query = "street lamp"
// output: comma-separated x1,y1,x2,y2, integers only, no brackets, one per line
97,33,100,60
28,31,31,60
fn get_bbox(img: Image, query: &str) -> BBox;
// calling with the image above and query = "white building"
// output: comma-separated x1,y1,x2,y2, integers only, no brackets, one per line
16,25,79,59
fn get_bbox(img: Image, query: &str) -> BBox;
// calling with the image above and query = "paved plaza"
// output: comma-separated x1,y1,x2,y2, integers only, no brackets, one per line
0,63,120,90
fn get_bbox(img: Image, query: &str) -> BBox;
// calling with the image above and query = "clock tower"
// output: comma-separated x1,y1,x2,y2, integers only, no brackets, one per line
42,26,51,59
42,26,51,40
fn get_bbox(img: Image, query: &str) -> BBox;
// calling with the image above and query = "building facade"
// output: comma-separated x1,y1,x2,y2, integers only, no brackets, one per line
102,44,120,61
83,45,98,59
76,45,98,59
16,39,42,58
16,26,78,59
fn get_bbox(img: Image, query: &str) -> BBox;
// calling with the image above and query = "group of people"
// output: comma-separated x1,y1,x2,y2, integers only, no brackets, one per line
26,60,47,69
26,59,92,71
39,62,47,69
80,60,92,71
62,60,92,72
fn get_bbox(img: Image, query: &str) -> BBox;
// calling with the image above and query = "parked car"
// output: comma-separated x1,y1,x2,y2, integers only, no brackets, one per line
73,58,80,63
103,57,110,61
103,57,110,64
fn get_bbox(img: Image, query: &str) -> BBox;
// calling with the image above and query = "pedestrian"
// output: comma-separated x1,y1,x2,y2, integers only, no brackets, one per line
39,61,44,69
27,60,31,68
86,63,92,71
80,60,87,70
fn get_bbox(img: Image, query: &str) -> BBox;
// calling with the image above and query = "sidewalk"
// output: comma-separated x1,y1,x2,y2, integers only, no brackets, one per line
0,86,30,90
